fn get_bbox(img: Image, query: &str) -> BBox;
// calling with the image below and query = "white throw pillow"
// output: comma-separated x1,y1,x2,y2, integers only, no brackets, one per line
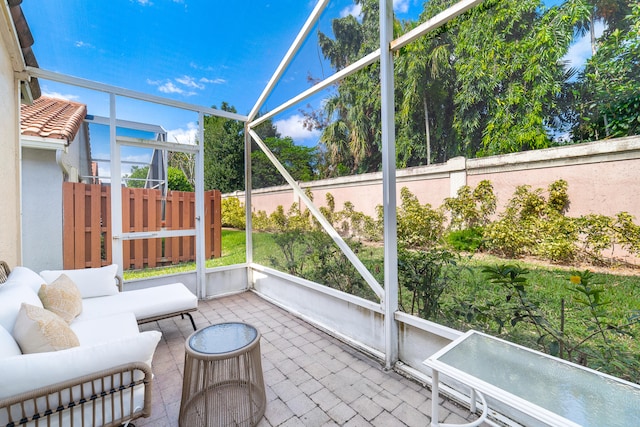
2,266,46,293
0,284,43,331
0,325,21,358
0,330,162,399
40,264,119,298
38,274,83,323
12,304,80,354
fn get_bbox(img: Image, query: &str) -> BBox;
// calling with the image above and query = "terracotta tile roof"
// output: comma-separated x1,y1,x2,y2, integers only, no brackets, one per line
20,96,87,143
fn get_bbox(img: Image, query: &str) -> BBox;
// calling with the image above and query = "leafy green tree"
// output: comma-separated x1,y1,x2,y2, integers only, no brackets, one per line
168,152,195,189
251,137,317,189
451,0,589,155
571,1,640,140
314,0,387,174
125,165,149,188
124,165,192,191
313,0,591,166
167,166,193,191
203,102,245,193
396,7,457,165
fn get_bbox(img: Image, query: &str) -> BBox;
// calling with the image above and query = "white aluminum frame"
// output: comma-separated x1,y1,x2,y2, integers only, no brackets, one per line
25,69,243,298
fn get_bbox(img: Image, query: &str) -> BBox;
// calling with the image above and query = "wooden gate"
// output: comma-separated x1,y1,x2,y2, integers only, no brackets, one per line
62,182,221,270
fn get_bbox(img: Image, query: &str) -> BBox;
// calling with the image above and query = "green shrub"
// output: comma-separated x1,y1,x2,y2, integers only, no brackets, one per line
252,210,271,231
221,197,246,229
397,187,445,249
446,227,484,252
484,180,577,261
167,167,194,191
443,180,496,230
398,247,459,319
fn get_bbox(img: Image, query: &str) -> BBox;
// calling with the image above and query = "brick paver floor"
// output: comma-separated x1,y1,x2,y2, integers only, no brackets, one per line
137,291,481,426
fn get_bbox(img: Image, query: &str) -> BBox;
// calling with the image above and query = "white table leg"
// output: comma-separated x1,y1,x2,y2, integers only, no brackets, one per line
432,370,440,427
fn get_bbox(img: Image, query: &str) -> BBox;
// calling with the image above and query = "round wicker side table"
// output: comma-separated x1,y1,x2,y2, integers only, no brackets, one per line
178,322,266,427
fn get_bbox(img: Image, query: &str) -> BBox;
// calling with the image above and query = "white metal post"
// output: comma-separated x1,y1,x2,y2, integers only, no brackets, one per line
380,0,399,369
195,112,206,299
244,126,253,281
109,93,124,277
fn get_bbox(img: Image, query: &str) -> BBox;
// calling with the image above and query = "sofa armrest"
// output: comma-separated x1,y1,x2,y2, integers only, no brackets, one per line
0,362,152,427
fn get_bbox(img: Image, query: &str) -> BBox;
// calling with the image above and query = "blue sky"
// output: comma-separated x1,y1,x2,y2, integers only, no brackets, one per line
22,1,421,151
21,0,596,176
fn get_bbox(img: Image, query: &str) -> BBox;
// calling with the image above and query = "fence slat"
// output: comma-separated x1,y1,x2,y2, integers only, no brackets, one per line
133,189,144,269
89,184,102,267
103,185,112,266
62,182,75,269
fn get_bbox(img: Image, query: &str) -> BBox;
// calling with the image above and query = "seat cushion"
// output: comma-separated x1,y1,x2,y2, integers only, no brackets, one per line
77,283,197,322
0,325,21,358
71,312,139,346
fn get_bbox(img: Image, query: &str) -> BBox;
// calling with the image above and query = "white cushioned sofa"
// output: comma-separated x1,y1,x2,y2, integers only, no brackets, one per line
0,263,198,427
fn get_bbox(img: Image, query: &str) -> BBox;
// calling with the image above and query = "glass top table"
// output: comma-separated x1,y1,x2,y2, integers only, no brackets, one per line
424,330,640,427
189,322,259,355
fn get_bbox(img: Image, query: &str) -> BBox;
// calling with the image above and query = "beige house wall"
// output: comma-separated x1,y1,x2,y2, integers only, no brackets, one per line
231,137,640,224
0,8,23,268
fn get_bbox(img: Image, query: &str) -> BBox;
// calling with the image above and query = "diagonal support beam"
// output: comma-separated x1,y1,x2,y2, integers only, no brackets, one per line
248,129,384,301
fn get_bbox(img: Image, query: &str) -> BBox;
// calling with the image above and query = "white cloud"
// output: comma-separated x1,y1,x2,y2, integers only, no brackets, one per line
74,41,94,49
168,122,198,145
175,75,205,89
148,74,223,96
149,80,196,96
340,4,362,18
158,81,185,94
134,0,153,6
200,77,226,84
41,89,80,101
393,0,409,14
563,20,605,70
274,114,320,141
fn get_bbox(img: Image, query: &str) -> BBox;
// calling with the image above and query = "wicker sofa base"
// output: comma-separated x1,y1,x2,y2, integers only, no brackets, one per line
0,362,152,427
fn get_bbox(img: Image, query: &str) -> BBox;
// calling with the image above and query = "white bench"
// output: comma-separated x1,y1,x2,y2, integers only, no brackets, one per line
424,330,640,427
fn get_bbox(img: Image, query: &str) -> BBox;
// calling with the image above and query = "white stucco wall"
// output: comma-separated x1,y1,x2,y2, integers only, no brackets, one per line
21,148,64,271
0,17,21,268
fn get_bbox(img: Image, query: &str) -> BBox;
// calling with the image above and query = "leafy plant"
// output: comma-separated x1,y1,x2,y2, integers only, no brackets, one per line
476,265,639,380
398,248,459,319
167,166,194,192
445,227,484,252
397,187,446,249
221,197,246,229
443,180,496,230
483,180,579,262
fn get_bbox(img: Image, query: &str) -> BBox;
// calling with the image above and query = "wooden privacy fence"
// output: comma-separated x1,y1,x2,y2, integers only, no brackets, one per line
62,182,221,270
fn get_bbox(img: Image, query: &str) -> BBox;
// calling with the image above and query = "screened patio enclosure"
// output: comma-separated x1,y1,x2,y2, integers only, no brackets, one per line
24,0,486,367
19,0,640,424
